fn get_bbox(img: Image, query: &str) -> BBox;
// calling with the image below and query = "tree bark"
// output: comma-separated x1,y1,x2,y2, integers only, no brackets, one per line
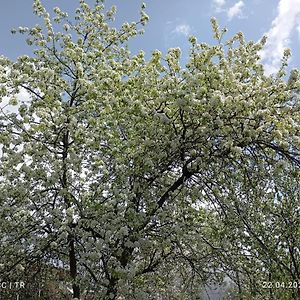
62,128,80,299
69,235,80,299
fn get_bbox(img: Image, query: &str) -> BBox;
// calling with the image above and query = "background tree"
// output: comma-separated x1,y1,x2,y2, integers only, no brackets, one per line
0,1,300,299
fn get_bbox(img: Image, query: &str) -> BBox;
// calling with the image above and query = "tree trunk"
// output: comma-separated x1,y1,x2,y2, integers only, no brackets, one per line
69,236,80,299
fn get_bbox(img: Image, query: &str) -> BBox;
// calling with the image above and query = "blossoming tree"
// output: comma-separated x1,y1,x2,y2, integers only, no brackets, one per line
0,1,299,299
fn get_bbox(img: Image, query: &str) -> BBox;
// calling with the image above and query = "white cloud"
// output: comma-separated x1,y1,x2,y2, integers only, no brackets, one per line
1,88,31,115
297,24,300,40
214,0,226,5
227,1,244,20
260,0,300,74
213,0,226,12
172,24,191,37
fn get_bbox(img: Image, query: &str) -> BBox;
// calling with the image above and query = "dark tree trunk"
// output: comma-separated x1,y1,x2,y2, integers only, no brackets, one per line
69,236,80,299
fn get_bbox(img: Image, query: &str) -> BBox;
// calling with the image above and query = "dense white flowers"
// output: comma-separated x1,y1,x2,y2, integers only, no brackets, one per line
0,2,299,300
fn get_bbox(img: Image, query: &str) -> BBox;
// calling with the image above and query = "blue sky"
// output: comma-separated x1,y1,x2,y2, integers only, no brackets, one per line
0,0,300,74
